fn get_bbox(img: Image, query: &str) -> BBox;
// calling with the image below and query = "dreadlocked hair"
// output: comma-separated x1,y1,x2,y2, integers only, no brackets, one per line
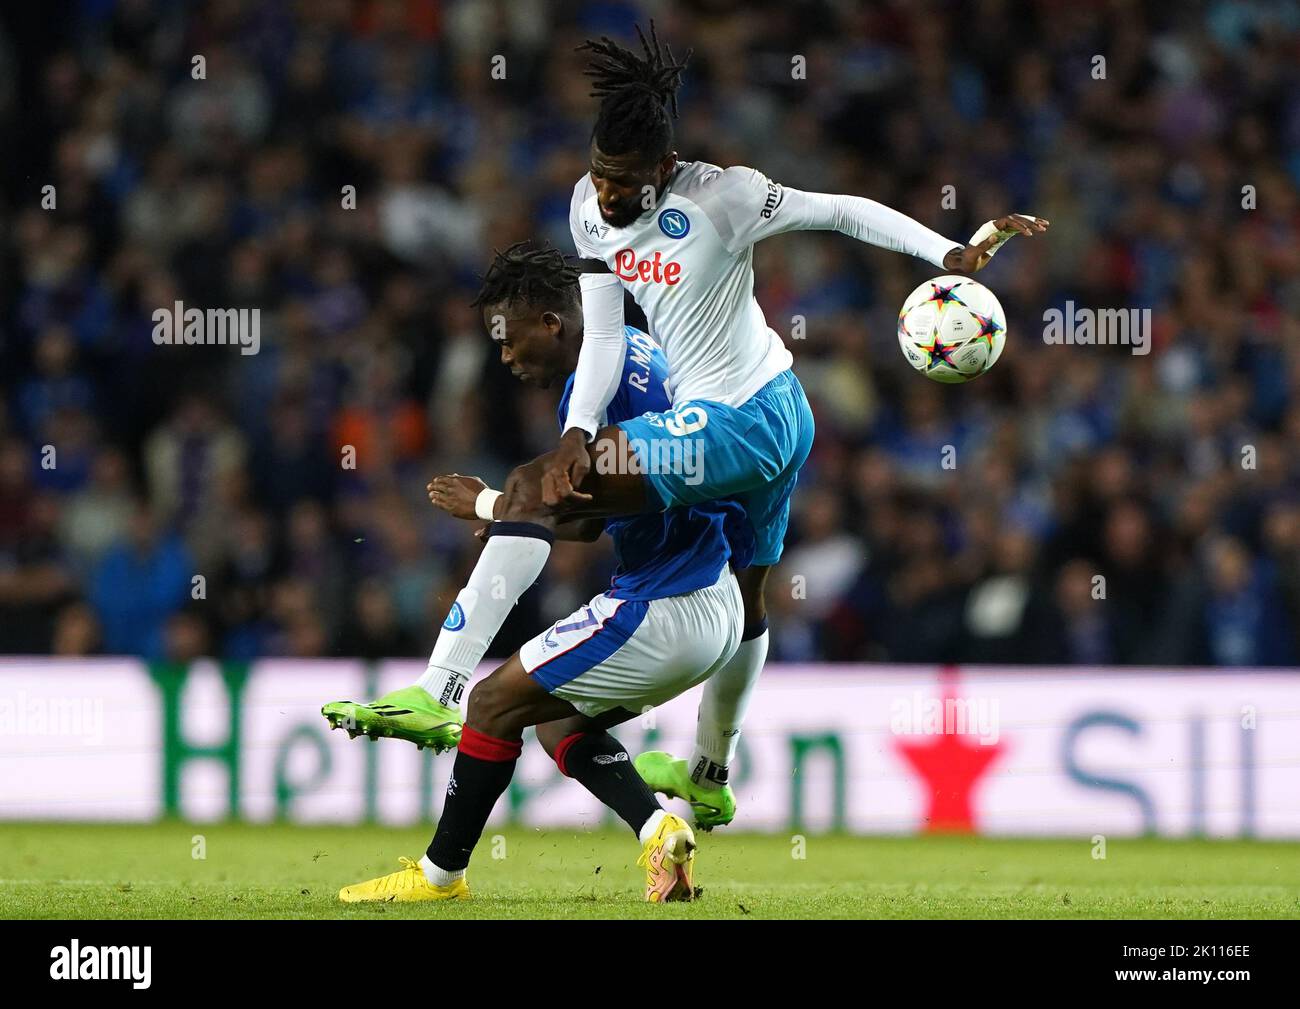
577,20,692,160
470,241,581,313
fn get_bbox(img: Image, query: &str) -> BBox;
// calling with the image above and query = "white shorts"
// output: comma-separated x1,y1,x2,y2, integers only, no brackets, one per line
519,566,743,718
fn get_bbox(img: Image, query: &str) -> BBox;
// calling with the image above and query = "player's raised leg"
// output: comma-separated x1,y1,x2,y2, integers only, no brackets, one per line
323,515,556,752
322,425,648,750
387,443,645,732
637,564,770,829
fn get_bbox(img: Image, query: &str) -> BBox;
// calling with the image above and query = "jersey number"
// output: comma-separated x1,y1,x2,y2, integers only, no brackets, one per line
663,405,709,437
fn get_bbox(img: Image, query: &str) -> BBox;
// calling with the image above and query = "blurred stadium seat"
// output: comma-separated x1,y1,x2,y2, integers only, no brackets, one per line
0,0,1297,666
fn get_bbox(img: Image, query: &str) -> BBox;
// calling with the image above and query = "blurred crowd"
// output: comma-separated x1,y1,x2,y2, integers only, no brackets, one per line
1,0,1298,666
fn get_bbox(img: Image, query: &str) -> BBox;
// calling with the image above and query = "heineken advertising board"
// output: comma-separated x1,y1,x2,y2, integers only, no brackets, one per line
2,660,1297,837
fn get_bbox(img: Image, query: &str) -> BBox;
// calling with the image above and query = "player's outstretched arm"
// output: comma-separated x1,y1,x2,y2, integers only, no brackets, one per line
778,187,1048,271
706,166,1048,271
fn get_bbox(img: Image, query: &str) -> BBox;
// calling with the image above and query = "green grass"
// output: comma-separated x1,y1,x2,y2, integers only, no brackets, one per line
1,822,1297,919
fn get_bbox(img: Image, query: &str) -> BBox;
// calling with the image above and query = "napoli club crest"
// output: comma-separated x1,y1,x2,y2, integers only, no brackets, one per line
443,602,466,631
658,208,690,239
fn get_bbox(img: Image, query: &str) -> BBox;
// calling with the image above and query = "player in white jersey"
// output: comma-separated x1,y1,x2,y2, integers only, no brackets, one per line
542,23,1047,825
365,22,1046,831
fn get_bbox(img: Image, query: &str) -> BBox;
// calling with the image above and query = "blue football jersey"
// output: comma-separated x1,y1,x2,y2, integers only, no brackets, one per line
556,327,754,601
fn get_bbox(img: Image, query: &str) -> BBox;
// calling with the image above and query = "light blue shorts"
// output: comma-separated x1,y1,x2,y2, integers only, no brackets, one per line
617,369,815,566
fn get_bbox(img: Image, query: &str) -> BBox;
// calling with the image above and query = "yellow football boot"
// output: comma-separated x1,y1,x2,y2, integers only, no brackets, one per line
338,857,470,903
637,813,696,902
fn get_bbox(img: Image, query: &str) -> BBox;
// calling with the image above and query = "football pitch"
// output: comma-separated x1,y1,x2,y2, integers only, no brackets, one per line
2,823,1297,919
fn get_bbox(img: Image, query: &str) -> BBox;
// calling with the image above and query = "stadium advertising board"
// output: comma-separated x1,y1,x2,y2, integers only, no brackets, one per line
2,660,1296,838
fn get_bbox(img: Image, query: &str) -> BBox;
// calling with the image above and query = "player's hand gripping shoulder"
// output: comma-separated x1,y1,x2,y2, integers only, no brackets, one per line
427,474,490,520
944,214,1050,273
543,428,596,508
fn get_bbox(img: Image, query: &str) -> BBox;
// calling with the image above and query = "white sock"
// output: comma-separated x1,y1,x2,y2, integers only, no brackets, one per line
417,526,553,703
419,854,464,887
416,663,468,709
690,628,769,788
638,808,669,844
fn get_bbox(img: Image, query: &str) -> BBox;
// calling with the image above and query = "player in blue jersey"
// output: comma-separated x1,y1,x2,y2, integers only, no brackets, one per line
336,243,753,903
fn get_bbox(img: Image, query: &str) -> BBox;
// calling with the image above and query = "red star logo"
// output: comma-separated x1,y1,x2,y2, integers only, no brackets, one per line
894,668,1006,833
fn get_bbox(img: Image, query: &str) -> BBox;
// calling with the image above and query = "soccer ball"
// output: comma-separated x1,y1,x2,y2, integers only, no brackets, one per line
897,275,1006,383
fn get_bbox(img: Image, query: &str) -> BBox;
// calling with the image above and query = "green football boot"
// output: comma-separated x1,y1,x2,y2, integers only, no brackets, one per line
634,750,737,832
321,686,462,753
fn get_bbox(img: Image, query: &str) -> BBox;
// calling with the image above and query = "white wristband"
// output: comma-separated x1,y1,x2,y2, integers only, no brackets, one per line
475,488,502,522
968,216,1045,263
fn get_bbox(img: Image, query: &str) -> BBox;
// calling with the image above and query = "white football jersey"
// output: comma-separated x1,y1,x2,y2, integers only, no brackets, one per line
568,161,958,411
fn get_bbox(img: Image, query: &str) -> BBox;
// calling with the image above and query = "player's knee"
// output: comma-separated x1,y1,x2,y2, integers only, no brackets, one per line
534,720,566,758
465,670,537,739
536,722,593,775
465,676,507,727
